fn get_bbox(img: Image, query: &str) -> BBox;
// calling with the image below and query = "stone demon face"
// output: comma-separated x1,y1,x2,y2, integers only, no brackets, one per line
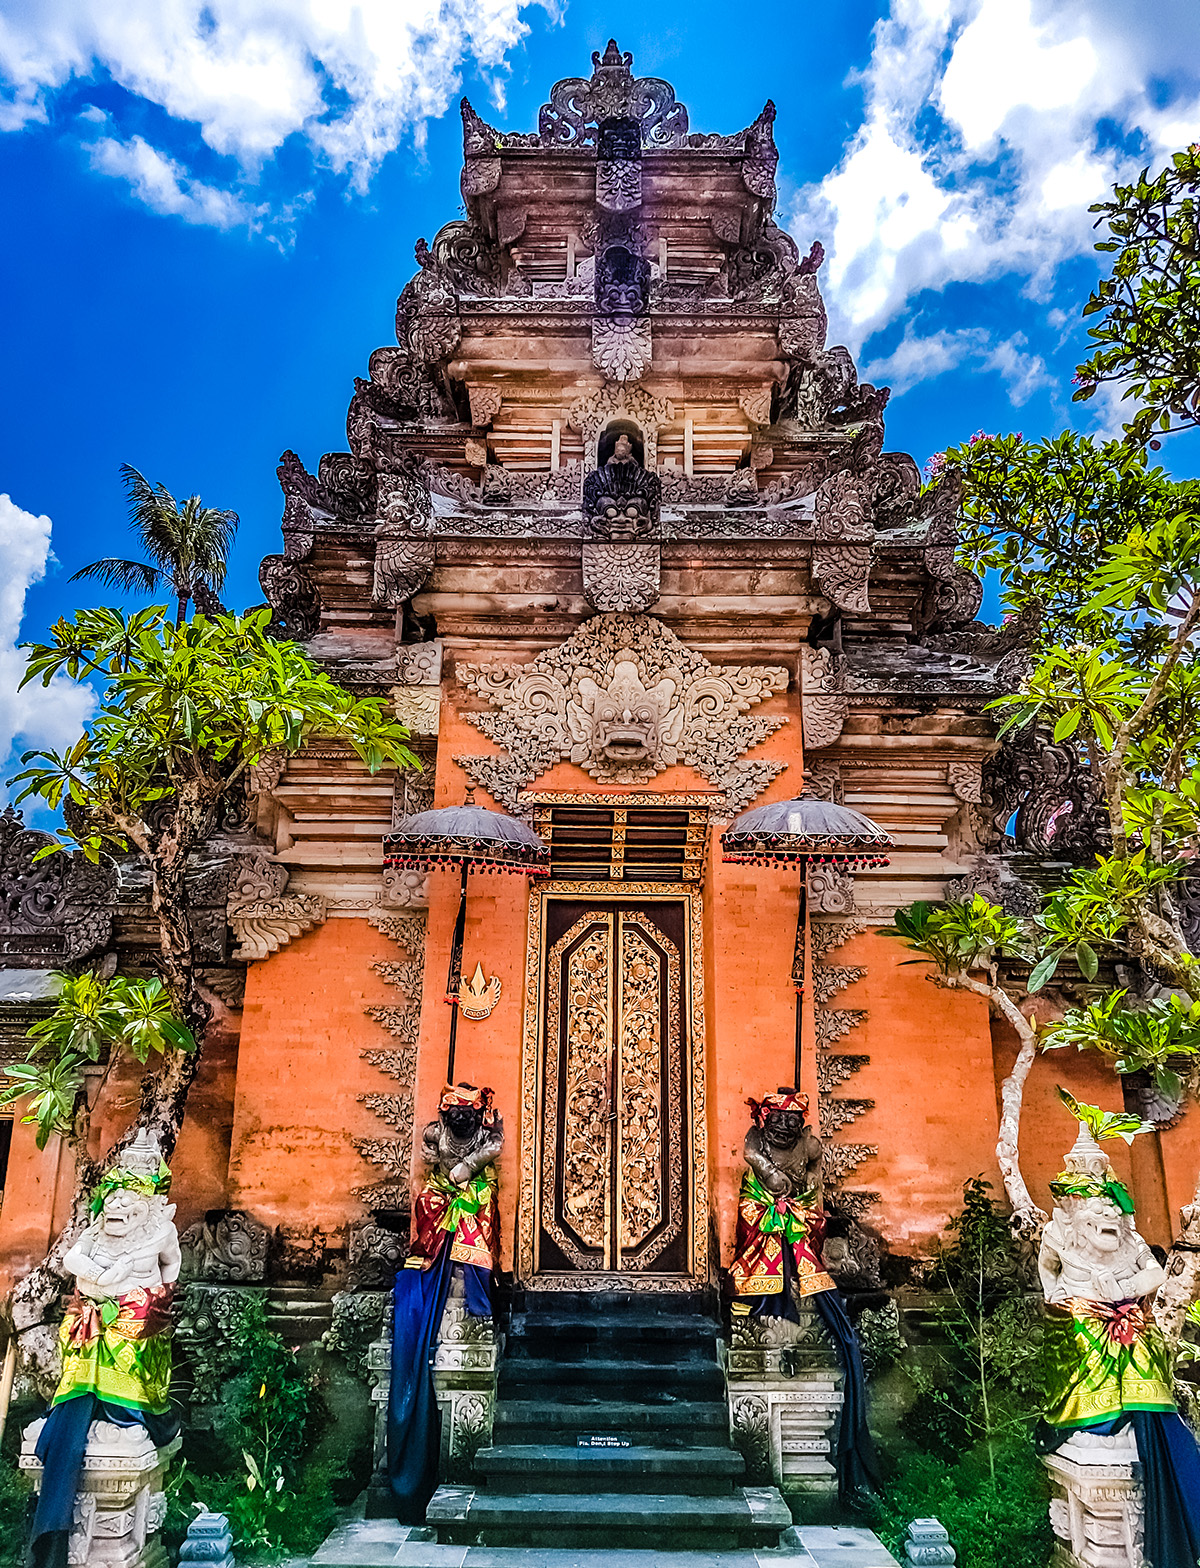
1068,1196,1127,1258
100,1189,153,1243
574,659,679,768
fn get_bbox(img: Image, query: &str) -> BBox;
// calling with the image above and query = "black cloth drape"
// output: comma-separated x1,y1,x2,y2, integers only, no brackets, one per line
748,1244,881,1502
1036,1409,1200,1568
387,1256,492,1523
30,1395,180,1568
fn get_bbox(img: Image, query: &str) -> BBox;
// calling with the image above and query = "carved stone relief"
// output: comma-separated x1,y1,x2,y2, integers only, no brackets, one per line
567,386,675,468
373,538,434,607
582,541,661,612
356,911,426,1210
226,853,327,962
537,41,689,149
455,613,788,813
799,646,847,750
0,807,114,966
812,545,873,615
592,315,652,382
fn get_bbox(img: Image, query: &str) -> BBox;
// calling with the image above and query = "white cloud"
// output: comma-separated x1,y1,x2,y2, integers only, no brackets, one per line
90,135,266,228
865,324,1050,404
792,0,1200,356
0,497,95,799
0,0,546,202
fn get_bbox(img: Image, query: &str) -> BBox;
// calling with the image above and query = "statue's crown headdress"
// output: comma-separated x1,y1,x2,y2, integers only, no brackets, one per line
440,1083,497,1126
1048,1089,1143,1215
90,1129,172,1214
747,1088,808,1127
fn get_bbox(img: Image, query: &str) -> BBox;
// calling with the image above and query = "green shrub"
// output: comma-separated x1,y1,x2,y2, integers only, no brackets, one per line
169,1293,345,1560
0,1455,32,1568
872,1445,1052,1568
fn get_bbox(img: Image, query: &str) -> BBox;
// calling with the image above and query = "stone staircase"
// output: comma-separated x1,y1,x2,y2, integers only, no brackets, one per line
426,1290,792,1549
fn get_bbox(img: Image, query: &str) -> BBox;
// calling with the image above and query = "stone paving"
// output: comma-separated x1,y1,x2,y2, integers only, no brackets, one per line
307,1514,900,1568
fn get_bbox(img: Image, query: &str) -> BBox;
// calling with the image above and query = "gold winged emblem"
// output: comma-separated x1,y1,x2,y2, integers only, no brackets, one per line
459,962,502,1020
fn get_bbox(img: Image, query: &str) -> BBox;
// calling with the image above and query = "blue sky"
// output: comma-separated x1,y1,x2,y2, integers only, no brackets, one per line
3,0,1200,800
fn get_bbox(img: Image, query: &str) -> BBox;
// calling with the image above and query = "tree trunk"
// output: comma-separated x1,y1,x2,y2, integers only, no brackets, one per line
1153,1166,1200,1350
936,971,1048,1238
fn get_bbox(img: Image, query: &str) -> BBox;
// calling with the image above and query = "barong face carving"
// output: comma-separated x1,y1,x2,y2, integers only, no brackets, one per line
455,613,788,812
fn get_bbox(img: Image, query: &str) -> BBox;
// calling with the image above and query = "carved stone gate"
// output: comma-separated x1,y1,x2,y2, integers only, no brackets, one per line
518,883,709,1289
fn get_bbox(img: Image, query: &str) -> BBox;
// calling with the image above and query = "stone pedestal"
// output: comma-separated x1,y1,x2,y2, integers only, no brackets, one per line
1043,1445,1144,1568
20,1417,179,1568
726,1308,842,1499
365,1272,500,1515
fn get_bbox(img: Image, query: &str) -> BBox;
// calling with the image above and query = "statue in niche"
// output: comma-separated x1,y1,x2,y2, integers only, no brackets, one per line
729,1090,879,1501
388,1084,504,1521
26,1130,182,1563
582,428,661,537
1035,1100,1200,1568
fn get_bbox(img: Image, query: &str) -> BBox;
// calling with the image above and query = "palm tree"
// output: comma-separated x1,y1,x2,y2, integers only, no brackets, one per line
72,464,239,625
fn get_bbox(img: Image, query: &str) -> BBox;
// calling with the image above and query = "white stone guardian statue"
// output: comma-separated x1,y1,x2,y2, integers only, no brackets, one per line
22,1129,182,1568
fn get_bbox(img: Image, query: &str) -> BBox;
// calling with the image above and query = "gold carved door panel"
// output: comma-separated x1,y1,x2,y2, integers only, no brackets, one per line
538,901,688,1276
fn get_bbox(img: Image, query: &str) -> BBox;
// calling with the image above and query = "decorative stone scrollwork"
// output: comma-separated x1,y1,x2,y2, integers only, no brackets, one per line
800,645,847,750
537,40,689,150
740,100,778,202
808,866,856,915
582,542,661,612
739,387,775,427
179,1209,270,1283
226,853,327,962
258,555,320,641
812,472,869,540
468,386,503,428
948,762,983,804
373,537,435,608
0,806,114,966
812,544,873,615
592,315,652,382
456,613,788,813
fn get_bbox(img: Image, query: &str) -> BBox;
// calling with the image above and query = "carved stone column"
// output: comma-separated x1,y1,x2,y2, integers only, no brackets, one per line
725,1310,841,1499
21,1419,180,1568
1043,1448,1144,1568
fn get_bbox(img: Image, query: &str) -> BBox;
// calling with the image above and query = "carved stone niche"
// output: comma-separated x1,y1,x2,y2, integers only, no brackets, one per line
0,806,115,967
179,1209,270,1283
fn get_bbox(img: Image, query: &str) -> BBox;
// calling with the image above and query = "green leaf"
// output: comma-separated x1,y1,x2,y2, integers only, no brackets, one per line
1075,940,1099,981
1028,952,1061,993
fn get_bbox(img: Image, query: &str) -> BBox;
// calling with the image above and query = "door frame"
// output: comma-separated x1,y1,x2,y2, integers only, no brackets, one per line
516,880,710,1292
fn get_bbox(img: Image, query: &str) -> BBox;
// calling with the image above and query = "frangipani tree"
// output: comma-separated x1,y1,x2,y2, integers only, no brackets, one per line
6,605,417,1360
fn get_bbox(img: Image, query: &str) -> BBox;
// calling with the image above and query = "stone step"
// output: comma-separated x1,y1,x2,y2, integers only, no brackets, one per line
426,1486,793,1550
514,1290,716,1319
492,1399,729,1443
498,1357,725,1398
475,1443,745,1495
507,1320,721,1355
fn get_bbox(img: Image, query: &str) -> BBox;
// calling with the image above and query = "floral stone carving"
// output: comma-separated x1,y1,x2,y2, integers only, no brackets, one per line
455,613,788,813
227,853,327,962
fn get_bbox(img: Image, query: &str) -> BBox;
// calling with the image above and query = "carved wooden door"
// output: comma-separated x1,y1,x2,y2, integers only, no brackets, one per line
538,900,689,1277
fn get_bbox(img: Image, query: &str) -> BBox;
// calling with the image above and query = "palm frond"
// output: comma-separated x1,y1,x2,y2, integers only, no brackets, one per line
115,464,237,606
69,558,162,593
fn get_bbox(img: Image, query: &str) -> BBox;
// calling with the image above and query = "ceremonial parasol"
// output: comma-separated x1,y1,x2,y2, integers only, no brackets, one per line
383,788,549,1079
721,792,892,1089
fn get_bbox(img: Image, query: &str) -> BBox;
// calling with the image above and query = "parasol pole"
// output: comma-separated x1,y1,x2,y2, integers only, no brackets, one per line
791,857,809,1090
445,859,469,1083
